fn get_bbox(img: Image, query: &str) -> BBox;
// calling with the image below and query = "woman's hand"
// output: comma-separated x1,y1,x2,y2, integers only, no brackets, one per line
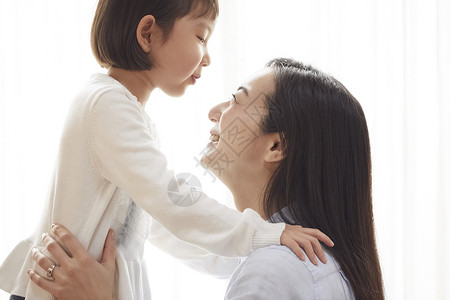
280,225,334,265
28,224,116,300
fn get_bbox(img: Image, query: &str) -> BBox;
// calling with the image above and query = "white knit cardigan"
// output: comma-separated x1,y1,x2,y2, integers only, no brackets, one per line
0,74,284,299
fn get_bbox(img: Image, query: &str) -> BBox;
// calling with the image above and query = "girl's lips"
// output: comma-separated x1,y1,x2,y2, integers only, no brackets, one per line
191,75,200,84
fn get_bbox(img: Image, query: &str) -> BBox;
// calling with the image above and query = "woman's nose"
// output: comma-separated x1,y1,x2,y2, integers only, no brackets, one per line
208,102,225,123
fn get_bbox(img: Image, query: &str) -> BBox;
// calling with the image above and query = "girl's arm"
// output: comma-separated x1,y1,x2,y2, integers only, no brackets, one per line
148,218,333,277
89,91,333,260
149,218,240,278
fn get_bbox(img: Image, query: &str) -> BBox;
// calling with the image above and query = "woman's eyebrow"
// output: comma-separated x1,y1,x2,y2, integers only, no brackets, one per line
237,86,249,96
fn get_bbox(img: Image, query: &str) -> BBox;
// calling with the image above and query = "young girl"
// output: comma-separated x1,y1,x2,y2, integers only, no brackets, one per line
0,1,332,299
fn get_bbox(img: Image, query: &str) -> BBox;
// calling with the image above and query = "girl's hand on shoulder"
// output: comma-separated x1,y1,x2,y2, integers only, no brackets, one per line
28,224,116,300
280,224,334,265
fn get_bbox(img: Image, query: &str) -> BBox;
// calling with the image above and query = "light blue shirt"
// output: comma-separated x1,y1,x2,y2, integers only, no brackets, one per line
225,210,355,300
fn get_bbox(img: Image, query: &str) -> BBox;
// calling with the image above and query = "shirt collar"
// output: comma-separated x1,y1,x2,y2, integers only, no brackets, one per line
269,207,298,224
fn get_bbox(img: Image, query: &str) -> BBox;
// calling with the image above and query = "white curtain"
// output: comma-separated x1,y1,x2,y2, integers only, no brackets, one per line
1,1,449,299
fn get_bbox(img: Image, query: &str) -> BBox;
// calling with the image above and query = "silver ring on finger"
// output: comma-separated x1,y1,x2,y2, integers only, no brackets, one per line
46,264,57,280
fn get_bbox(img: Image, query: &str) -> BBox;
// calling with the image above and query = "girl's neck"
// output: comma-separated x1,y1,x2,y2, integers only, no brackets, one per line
107,68,155,107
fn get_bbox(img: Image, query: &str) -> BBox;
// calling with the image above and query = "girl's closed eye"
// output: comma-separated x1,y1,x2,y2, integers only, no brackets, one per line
197,36,205,44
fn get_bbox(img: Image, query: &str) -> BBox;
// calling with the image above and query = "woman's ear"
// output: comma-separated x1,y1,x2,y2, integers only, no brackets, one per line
136,15,156,53
264,133,284,163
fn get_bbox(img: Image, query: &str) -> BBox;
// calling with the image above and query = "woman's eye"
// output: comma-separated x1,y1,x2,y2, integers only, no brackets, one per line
197,36,205,44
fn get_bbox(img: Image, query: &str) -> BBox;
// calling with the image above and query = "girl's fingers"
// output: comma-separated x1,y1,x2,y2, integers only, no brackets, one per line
301,242,318,266
309,237,327,264
286,240,306,262
303,228,334,247
281,224,334,265
32,248,57,274
51,223,86,258
42,232,70,266
281,226,306,261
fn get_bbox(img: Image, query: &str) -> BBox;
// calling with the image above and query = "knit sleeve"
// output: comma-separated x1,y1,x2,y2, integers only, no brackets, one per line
88,91,285,257
148,218,240,278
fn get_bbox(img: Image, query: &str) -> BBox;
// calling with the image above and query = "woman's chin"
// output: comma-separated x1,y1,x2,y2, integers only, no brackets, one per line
199,156,221,177
199,153,212,169
200,142,218,162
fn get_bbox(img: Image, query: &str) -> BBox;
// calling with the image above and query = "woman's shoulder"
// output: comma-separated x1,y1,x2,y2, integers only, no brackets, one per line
226,245,354,300
226,245,315,299
251,245,350,283
246,245,337,279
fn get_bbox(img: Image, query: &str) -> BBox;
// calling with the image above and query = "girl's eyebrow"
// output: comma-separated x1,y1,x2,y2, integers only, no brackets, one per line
237,86,249,96
196,21,213,33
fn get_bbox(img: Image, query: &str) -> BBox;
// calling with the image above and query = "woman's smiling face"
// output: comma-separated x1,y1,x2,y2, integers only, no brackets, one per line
201,68,278,198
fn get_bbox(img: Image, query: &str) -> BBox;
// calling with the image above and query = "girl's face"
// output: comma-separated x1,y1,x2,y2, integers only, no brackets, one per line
201,68,278,209
148,13,216,97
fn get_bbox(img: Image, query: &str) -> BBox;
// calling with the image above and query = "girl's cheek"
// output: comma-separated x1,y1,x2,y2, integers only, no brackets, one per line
194,44,205,64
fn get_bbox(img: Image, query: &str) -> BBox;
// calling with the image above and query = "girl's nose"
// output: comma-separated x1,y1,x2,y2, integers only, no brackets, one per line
202,49,211,67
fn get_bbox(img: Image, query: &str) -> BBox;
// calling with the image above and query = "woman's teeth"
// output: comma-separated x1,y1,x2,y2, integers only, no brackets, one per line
210,134,220,142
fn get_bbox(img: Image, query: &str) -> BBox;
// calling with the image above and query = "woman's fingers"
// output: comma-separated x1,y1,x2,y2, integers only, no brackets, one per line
29,226,116,300
101,230,116,273
28,269,59,297
32,248,57,274
42,232,70,266
51,223,86,258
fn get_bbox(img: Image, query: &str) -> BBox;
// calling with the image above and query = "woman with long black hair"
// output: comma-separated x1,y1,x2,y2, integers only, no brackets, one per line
220,58,384,299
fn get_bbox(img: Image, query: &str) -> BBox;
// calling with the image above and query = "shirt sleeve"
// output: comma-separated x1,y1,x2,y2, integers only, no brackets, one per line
148,218,240,278
225,247,314,300
88,91,285,257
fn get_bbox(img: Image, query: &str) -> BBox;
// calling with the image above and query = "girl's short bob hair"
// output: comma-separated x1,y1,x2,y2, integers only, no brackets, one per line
91,0,219,70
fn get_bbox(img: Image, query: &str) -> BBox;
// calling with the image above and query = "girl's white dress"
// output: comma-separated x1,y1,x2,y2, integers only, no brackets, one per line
0,74,284,299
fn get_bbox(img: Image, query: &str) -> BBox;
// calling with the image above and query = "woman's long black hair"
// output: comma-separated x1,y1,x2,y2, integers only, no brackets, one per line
261,58,384,299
